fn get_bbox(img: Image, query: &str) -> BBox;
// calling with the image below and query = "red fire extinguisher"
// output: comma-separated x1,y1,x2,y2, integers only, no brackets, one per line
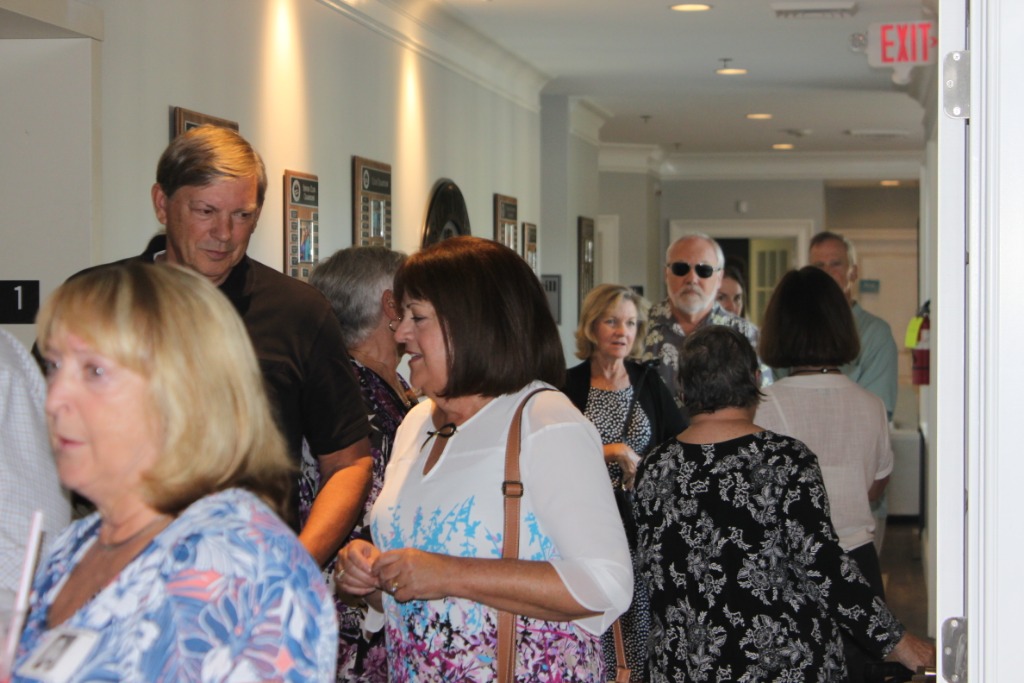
910,301,930,386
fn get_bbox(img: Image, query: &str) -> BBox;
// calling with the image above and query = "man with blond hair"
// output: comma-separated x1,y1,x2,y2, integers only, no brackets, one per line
70,125,372,568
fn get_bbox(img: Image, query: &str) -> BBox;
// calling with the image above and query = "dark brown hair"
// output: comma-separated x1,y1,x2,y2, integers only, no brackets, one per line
758,266,860,368
679,326,763,415
394,236,565,397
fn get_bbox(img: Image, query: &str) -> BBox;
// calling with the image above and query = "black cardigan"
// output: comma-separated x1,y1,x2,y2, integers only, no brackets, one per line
562,358,687,454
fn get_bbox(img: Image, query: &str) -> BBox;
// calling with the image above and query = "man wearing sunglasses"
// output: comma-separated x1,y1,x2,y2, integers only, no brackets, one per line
642,234,772,410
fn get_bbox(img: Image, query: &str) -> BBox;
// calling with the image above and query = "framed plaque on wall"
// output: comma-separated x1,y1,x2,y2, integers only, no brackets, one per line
352,156,392,247
170,106,238,139
493,194,518,252
577,216,595,311
284,170,319,281
522,222,538,272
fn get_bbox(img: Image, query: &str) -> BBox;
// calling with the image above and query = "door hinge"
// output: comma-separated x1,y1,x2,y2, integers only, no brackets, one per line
942,616,968,682
943,51,970,119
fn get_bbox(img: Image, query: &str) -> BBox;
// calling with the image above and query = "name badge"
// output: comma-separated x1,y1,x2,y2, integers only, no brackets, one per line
16,627,99,682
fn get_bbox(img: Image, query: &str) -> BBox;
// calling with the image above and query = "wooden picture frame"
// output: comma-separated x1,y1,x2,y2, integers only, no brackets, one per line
170,107,238,139
522,222,538,272
284,170,319,282
493,194,519,252
577,216,595,311
353,156,393,247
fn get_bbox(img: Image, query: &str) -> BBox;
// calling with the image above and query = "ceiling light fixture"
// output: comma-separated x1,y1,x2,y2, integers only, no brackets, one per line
670,3,712,11
716,58,747,75
771,1,857,19
772,143,794,150
746,113,773,120
880,180,901,187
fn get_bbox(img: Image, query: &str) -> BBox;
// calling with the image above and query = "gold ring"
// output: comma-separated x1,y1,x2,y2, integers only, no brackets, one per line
390,581,399,594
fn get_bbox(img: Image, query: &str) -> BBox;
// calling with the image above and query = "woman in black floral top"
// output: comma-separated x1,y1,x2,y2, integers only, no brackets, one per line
633,326,933,682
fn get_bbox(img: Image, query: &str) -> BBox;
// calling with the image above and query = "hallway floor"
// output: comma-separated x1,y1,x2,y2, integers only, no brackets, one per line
879,518,929,638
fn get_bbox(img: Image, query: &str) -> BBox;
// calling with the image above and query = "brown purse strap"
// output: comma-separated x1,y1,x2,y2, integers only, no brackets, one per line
496,387,551,683
612,618,631,682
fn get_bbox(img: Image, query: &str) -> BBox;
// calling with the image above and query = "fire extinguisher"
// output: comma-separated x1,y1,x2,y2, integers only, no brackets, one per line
909,301,930,385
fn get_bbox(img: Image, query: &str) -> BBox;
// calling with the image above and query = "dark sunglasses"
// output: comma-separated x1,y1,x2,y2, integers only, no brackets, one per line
667,261,721,279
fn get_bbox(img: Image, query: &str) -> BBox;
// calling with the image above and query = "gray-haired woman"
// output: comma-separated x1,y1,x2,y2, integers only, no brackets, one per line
633,325,934,681
310,245,415,682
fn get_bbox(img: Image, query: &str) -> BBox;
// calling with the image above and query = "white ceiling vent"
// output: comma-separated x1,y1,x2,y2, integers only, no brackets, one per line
843,128,910,139
771,1,858,19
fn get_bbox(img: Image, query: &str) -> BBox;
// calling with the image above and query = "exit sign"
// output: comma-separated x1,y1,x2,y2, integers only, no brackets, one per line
868,21,937,67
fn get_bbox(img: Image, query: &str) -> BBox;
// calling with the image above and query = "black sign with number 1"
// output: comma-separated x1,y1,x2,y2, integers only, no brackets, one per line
0,280,40,324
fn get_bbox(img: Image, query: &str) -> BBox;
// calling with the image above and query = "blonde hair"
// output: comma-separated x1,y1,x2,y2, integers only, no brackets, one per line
574,284,649,360
36,262,292,518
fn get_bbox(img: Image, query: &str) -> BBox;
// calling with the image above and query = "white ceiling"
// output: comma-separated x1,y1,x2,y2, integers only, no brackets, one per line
437,0,937,157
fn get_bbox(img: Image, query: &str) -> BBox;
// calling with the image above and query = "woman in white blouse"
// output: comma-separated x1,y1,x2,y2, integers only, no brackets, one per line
335,236,632,682
755,266,894,683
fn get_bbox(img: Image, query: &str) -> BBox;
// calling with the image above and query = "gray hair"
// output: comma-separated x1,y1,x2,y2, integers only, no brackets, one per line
666,233,725,267
310,246,406,348
809,230,858,267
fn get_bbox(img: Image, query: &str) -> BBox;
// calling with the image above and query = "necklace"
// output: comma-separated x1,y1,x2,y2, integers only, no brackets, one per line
95,514,171,552
790,366,842,376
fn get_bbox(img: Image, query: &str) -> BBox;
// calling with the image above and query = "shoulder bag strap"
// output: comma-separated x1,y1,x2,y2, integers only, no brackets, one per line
496,387,552,683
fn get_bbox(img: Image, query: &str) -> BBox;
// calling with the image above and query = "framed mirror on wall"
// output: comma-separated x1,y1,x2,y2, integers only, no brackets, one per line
422,179,471,248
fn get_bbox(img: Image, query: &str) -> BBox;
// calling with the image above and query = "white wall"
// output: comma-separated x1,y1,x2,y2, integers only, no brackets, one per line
0,38,97,348
91,0,542,265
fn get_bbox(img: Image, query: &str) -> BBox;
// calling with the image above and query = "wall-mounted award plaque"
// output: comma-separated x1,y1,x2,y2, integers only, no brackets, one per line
493,194,519,252
578,216,595,312
170,106,238,139
353,156,392,248
284,170,319,281
522,222,538,273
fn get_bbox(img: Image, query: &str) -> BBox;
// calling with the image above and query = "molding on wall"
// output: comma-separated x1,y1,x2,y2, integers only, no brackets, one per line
599,144,924,182
598,143,664,175
570,98,610,148
0,0,103,39
316,0,548,113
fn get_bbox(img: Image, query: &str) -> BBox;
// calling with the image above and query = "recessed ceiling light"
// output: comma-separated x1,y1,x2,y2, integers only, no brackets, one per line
880,180,901,187
746,113,773,120
670,3,712,11
716,58,747,75
772,143,794,150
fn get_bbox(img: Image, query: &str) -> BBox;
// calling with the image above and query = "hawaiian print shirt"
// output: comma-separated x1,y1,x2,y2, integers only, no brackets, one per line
642,300,772,408
14,488,337,682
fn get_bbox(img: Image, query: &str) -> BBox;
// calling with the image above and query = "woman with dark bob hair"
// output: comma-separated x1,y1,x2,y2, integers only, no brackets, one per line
633,325,933,681
336,237,632,682
755,266,896,681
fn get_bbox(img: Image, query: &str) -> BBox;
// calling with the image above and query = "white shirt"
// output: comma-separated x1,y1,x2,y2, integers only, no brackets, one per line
754,373,893,552
0,330,70,598
369,381,633,636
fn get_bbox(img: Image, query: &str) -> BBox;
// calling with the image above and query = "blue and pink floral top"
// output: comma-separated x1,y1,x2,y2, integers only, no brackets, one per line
13,488,337,682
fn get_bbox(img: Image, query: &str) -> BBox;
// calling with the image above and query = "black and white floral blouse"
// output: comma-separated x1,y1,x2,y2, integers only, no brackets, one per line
633,430,904,682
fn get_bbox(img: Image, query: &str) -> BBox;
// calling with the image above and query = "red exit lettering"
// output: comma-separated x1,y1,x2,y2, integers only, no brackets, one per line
876,21,936,65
